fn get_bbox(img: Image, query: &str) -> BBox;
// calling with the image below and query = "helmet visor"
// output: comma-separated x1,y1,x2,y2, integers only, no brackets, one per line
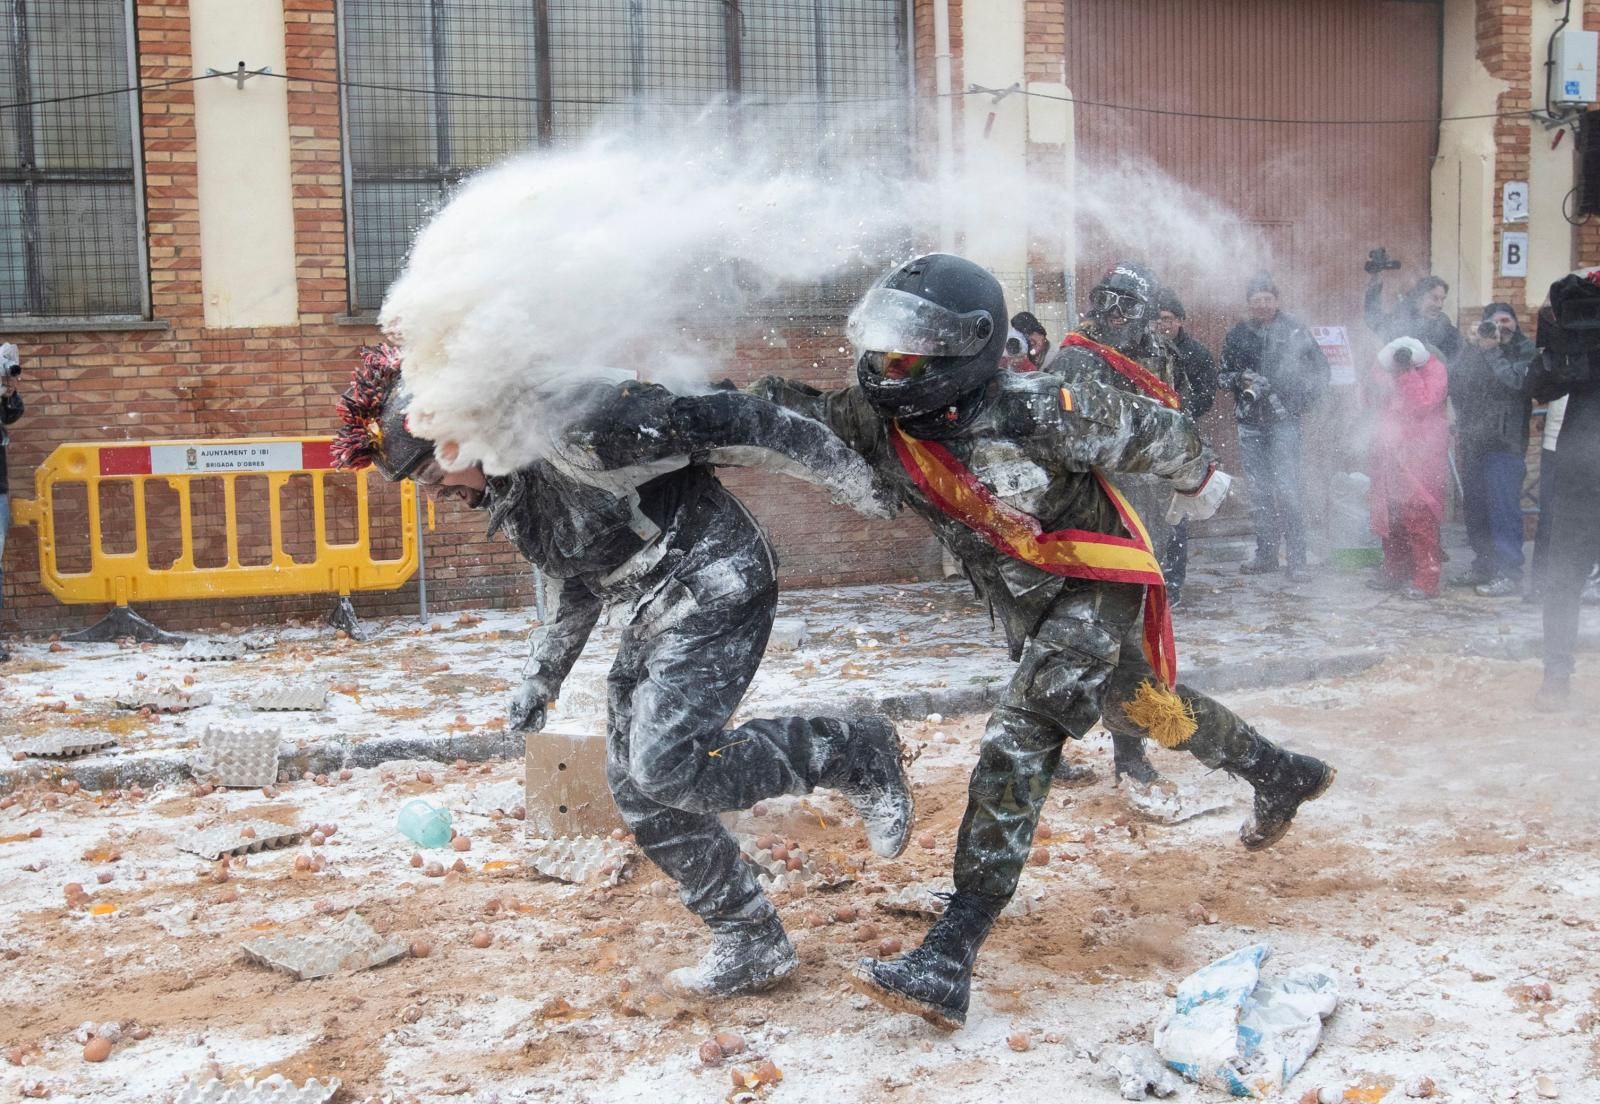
847,287,995,359
1088,288,1149,320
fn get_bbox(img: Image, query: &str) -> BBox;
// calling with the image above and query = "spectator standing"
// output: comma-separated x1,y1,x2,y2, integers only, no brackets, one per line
1448,303,1536,596
1365,272,1464,363
1153,289,1218,603
0,343,23,663
1366,338,1450,599
1527,394,1567,602
1531,271,1600,710
1219,273,1331,581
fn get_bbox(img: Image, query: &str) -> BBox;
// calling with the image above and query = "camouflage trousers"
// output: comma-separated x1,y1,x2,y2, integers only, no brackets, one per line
954,581,1265,907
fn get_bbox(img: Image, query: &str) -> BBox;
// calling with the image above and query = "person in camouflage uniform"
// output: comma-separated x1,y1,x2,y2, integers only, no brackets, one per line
1042,264,1300,820
750,254,1335,1031
332,347,913,1001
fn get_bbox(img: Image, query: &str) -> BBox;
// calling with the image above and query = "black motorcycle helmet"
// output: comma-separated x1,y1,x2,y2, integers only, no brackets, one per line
851,254,1006,428
1086,262,1157,351
333,344,436,481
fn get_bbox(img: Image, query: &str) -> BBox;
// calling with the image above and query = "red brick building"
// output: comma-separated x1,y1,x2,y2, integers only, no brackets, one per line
2,0,1597,633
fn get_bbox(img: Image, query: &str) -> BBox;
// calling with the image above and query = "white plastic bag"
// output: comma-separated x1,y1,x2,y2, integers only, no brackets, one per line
1154,943,1339,1098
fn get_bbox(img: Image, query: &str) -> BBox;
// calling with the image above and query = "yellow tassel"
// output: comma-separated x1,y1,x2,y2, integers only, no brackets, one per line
1123,680,1197,749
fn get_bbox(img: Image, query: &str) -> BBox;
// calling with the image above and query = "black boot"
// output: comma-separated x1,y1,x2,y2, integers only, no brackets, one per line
1239,555,1279,575
1111,732,1160,786
666,899,797,998
1052,756,1098,786
821,717,914,858
1232,737,1335,850
1533,673,1571,713
848,893,998,1030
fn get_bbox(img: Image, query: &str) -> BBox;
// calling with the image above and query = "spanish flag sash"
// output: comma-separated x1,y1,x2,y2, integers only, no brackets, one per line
1060,332,1182,410
890,422,1179,692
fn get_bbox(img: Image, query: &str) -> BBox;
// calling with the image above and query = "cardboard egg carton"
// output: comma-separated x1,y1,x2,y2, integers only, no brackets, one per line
178,820,303,861
241,912,409,981
115,685,213,713
525,835,632,885
736,834,854,893
463,780,525,819
178,638,245,663
191,725,281,789
877,880,1043,921
248,683,328,712
10,733,119,760
173,1075,341,1104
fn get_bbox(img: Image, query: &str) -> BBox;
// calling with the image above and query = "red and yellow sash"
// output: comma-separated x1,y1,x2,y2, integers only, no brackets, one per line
1060,332,1182,410
891,423,1178,689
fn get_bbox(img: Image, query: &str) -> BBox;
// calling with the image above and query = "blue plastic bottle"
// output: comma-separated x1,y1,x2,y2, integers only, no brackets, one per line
396,799,453,848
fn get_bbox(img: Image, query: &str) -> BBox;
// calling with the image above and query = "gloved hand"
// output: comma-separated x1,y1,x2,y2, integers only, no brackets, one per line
1166,468,1233,524
509,678,554,733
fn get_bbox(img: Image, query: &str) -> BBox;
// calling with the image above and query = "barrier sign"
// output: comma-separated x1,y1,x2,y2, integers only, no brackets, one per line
99,440,334,477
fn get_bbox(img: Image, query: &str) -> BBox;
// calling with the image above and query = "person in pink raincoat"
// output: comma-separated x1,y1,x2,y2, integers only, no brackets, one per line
1367,336,1451,598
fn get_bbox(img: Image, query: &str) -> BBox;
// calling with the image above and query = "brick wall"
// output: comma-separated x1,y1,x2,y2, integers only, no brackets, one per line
0,1,943,636
1478,0,1536,316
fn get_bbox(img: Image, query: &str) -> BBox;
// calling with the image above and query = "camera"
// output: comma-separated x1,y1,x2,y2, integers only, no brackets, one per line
1004,334,1025,358
1476,320,1498,339
1363,247,1403,276
0,342,18,378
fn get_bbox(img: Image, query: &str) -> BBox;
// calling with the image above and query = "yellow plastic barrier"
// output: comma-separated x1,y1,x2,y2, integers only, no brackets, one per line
9,436,417,641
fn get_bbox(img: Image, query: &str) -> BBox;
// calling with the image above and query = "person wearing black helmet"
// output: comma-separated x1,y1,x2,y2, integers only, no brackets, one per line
750,254,1335,1031
332,345,913,1000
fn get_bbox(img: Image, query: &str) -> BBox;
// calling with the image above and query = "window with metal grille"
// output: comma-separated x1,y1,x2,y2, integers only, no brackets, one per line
338,0,910,313
1,0,147,321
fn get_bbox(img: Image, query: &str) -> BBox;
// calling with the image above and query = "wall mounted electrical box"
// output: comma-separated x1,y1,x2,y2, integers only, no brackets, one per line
1554,30,1599,106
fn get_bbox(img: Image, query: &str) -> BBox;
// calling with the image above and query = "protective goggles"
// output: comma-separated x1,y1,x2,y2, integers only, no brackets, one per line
846,287,994,359
410,456,449,486
1088,288,1148,320
860,351,934,380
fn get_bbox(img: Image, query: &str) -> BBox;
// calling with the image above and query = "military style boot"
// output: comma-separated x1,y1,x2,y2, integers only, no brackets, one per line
848,893,998,1030
666,899,797,998
822,717,915,858
1052,757,1099,786
1232,736,1336,850
1111,732,1161,786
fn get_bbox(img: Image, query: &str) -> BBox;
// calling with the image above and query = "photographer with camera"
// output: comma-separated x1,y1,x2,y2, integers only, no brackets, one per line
1447,304,1536,597
1363,249,1463,364
1219,272,1330,581
1366,337,1450,600
1529,270,1600,709
0,343,23,662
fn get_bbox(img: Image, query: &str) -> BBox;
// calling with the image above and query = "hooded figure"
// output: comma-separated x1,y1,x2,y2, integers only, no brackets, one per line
750,254,1335,1032
332,345,914,1001
1367,337,1450,598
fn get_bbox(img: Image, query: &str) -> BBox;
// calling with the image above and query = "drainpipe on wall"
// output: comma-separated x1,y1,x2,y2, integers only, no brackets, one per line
934,0,955,251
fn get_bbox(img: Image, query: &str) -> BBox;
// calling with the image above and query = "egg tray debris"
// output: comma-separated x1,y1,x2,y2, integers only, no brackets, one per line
114,685,213,713
9,733,119,760
178,638,245,663
462,781,526,819
525,836,633,885
173,1075,341,1104
736,834,854,893
191,725,282,789
877,880,1043,921
241,912,409,981
178,821,303,861
248,683,329,712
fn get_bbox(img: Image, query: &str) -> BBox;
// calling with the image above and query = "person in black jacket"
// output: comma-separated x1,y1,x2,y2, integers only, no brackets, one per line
1219,273,1330,580
331,346,913,999
1448,304,1536,596
1530,271,1600,710
0,343,23,663
1365,272,1464,364
1153,289,1218,602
